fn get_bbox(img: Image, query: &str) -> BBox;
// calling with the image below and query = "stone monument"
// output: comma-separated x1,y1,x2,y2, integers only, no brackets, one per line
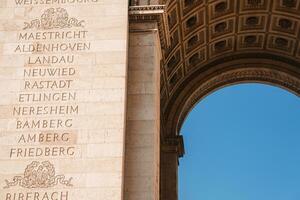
1,0,300,200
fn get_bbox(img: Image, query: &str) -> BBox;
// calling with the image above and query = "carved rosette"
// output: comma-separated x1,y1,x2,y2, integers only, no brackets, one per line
3,161,73,189
23,8,85,30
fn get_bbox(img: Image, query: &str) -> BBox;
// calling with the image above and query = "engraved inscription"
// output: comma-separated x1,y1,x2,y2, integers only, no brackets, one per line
5,191,69,200
15,42,91,53
1,0,127,199
18,30,88,40
10,8,88,162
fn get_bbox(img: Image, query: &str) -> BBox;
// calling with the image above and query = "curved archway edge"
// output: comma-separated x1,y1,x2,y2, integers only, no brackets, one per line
160,54,300,200
163,54,300,139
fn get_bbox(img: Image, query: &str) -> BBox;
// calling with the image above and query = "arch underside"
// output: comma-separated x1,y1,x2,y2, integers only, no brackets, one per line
162,54,300,140
161,0,300,138
174,58,300,136
159,1,300,200
160,55,300,200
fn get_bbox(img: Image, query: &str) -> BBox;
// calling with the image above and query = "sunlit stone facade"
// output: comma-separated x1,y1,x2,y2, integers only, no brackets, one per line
0,0,299,199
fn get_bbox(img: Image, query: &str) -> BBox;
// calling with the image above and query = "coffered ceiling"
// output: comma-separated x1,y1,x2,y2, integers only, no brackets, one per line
160,0,300,113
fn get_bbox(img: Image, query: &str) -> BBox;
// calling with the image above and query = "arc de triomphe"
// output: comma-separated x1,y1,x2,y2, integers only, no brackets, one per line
0,0,299,199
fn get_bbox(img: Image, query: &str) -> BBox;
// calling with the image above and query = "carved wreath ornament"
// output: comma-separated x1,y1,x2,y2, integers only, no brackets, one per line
3,161,73,189
24,7,85,30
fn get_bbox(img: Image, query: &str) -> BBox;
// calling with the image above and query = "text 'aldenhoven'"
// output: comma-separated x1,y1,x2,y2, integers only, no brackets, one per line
14,42,91,53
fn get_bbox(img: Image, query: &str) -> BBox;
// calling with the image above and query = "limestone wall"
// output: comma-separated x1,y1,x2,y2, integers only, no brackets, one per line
0,1,128,199
124,22,161,200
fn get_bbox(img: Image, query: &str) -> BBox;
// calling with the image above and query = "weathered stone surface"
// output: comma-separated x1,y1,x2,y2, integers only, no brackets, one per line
124,23,161,200
0,0,128,199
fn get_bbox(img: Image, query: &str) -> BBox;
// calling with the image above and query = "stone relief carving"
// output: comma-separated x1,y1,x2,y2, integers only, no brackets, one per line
3,161,73,189
24,8,85,30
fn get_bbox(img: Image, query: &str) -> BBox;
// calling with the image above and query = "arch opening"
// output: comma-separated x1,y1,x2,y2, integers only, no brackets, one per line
162,55,300,138
160,56,300,200
159,1,300,199
178,83,300,200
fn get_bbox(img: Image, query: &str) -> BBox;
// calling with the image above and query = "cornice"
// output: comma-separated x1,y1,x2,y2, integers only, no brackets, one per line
129,5,170,49
129,5,165,14
161,135,185,158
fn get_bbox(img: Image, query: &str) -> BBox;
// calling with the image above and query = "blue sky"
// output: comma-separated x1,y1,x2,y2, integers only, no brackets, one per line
179,83,300,200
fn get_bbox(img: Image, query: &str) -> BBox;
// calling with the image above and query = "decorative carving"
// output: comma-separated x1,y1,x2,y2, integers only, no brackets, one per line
246,0,263,8
189,53,199,65
238,35,263,49
183,9,205,37
186,15,197,28
186,48,206,69
130,0,168,6
182,0,204,14
246,16,259,26
3,161,73,189
244,35,257,44
23,8,85,30
215,22,227,32
248,0,262,5
169,68,184,91
241,15,267,32
128,4,167,13
215,2,227,12
279,18,293,29
275,37,289,47
162,136,185,157
187,35,198,48
184,0,195,6
167,50,181,75
214,40,226,51
168,9,177,30
282,0,297,8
